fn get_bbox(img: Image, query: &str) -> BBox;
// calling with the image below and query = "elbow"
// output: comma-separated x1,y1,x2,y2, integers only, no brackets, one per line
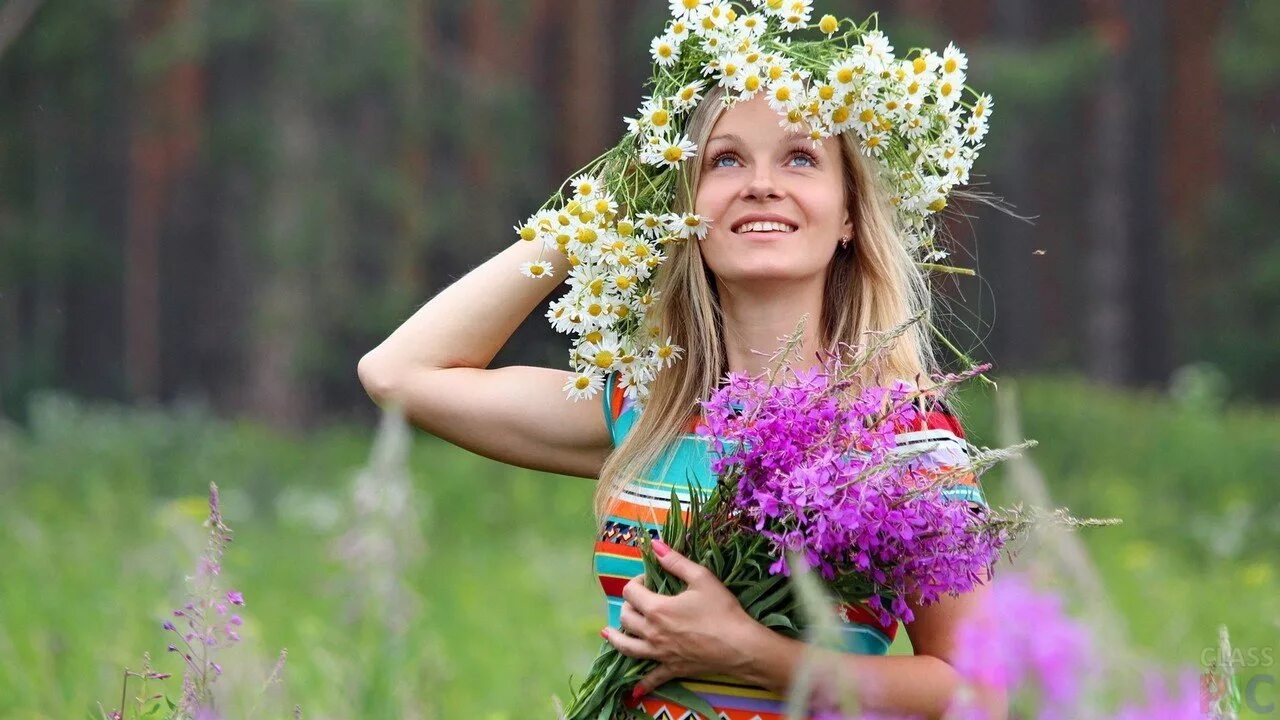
357,351,400,406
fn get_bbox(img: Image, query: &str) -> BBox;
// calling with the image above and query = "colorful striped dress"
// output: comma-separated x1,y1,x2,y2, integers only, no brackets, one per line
593,371,987,718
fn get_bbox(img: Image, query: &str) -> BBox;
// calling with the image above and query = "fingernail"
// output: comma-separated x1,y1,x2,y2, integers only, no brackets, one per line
653,540,670,558
630,684,646,700
600,627,609,640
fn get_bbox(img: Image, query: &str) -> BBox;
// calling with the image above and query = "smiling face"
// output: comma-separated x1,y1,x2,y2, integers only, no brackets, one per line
695,93,854,286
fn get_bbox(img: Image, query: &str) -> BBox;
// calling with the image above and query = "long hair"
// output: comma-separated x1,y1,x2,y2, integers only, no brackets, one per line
592,83,943,523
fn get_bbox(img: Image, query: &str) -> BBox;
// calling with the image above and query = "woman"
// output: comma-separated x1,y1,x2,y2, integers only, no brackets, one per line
358,82,1006,719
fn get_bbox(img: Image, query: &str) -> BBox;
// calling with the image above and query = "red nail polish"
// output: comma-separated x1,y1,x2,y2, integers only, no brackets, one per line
653,539,670,557
630,684,646,700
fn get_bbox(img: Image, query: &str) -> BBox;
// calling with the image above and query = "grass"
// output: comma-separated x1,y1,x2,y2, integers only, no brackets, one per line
0,373,1276,718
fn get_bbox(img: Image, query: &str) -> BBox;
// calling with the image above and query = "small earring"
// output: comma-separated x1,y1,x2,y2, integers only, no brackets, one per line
839,235,850,249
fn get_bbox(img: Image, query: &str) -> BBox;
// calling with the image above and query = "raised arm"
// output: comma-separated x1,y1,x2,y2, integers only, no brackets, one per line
357,236,613,479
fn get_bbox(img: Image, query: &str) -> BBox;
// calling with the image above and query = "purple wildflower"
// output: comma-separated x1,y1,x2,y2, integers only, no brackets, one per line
698,349,1003,625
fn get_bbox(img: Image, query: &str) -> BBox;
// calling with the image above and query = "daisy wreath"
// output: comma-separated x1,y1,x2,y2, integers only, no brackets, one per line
515,0,996,403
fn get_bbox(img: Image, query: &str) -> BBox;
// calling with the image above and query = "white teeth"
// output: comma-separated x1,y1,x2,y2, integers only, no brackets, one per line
736,221,797,233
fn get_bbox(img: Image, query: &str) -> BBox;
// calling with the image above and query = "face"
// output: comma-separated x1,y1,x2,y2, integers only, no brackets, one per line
695,93,853,286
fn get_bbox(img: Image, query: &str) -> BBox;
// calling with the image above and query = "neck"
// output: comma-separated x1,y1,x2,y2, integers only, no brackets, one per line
716,274,828,378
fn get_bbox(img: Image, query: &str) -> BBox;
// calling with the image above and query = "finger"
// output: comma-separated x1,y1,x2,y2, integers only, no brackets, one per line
651,539,712,586
602,626,657,661
619,601,654,639
621,574,660,615
635,664,676,697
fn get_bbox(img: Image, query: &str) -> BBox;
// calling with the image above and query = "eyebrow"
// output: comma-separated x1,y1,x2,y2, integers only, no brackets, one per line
707,131,813,145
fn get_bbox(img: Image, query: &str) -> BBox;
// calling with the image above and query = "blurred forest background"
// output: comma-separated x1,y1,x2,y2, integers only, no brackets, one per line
1,0,1276,426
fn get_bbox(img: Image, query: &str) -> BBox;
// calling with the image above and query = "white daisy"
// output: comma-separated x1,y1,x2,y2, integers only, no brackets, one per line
670,212,711,240
668,0,709,21
961,116,989,145
940,42,969,80
860,132,889,158
569,173,602,199
643,133,698,169
578,335,624,372
765,78,804,113
666,18,693,41
519,260,555,279
670,79,707,111
862,29,895,63
638,98,676,135
650,336,685,370
780,0,813,31
650,33,681,68
563,371,604,401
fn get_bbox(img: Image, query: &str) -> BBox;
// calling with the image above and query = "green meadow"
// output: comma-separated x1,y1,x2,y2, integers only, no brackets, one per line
1,374,1276,719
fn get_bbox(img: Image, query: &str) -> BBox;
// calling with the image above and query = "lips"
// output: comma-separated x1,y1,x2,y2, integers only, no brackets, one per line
731,213,800,233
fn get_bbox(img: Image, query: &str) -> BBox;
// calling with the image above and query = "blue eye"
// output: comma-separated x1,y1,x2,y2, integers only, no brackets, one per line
708,150,818,169
711,153,738,168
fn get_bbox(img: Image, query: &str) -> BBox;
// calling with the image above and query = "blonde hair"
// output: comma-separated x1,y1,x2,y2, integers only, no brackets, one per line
593,84,943,524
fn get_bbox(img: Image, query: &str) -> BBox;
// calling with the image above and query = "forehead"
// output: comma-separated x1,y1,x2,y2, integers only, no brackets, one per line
706,96,818,147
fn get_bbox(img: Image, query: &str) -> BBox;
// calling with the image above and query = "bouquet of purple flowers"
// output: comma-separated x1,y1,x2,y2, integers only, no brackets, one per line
565,329,1044,719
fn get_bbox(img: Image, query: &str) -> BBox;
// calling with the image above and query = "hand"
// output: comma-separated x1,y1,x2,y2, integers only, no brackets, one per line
601,539,759,697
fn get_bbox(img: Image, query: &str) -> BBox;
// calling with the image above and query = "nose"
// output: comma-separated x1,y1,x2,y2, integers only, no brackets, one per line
742,164,784,201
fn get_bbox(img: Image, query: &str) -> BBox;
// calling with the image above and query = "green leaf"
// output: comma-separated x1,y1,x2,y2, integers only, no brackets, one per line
737,572,787,609
759,613,798,632
649,680,718,719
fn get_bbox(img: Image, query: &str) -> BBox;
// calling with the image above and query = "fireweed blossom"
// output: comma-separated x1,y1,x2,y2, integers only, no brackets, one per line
696,347,1011,627
164,482,246,717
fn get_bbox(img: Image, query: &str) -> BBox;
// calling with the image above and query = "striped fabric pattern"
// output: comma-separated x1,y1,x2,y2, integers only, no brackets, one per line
594,371,987,718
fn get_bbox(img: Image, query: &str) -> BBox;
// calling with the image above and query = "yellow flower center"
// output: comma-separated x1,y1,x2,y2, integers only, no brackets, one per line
928,197,947,212
818,85,834,101
593,351,614,368
832,105,850,124
528,264,545,276
651,109,670,127
913,57,927,75
577,227,598,245
836,68,854,84
744,75,761,92
819,15,838,34
574,376,591,390
518,225,537,241
663,145,685,162
944,58,957,74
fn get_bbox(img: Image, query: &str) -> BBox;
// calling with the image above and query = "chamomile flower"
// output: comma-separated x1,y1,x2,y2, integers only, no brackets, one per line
736,12,768,37
578,335,624,372
570,173,602,199
651,336,685,370
635,212,667,237
670,212,711,240
860,131,889,158
643,133,699,168
519,260,555,279
961,115,989,145
668,0,709,21
765,78,804,113
971,93,994,122
563,371,604,401
670,79,707,111
940,42,969,79
638,98,676,135
862,29,895,64
666,18,693,41
779,0,813,31
650,33,682,67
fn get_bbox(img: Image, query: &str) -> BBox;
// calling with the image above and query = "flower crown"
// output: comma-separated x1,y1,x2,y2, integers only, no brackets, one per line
515,0,994,403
